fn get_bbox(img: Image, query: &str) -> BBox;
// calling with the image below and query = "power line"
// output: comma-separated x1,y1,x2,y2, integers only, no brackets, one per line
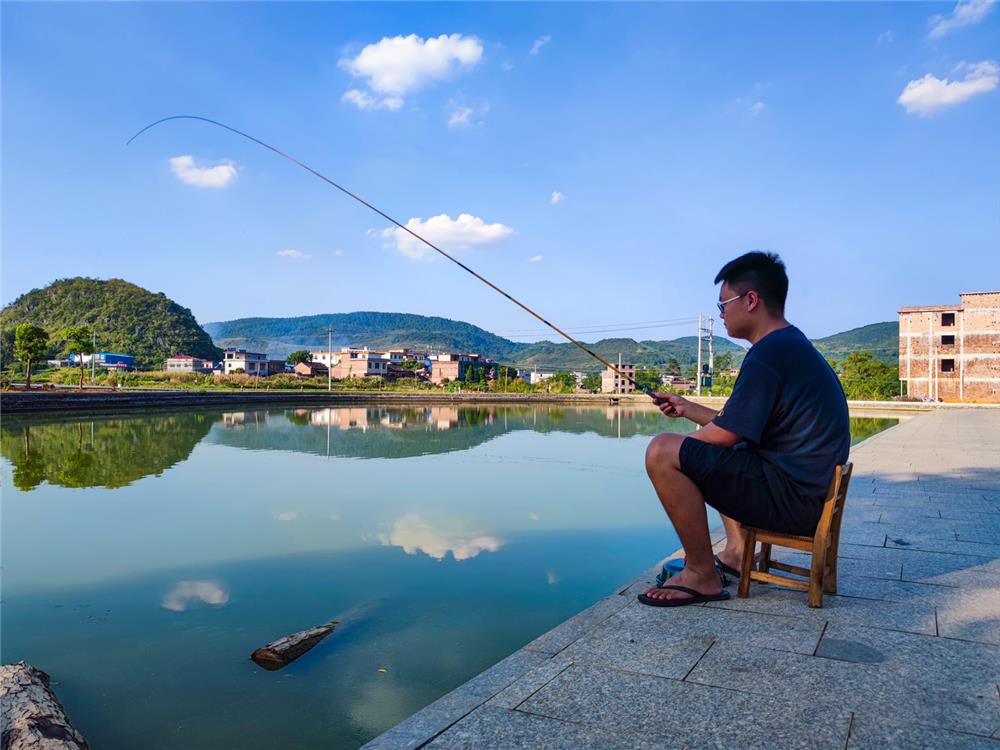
493,316,698,336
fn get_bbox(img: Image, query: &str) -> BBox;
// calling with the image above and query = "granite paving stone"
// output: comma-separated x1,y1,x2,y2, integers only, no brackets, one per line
556,599,823,679
687,635,1000,735
846,716,1000,749
522,593,630,655
424,705,678,750
828,575,959,603
705,585,937,635
519,663,853,750
484,658,573,710
935,586,1000,645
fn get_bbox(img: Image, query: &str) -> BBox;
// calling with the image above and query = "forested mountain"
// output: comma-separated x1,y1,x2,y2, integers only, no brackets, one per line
812,322,897,365
0,278,221,369
204,313,747,370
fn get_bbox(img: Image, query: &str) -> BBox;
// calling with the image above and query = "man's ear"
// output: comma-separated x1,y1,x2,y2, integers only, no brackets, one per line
746,290,762,313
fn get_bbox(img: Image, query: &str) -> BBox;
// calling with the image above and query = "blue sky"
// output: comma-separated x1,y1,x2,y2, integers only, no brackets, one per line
2,2,998,342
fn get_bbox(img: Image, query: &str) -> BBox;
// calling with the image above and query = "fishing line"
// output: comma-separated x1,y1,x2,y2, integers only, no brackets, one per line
127,115,666,404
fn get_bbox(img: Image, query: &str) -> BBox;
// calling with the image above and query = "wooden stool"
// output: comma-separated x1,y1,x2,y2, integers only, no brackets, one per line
737,462,853,608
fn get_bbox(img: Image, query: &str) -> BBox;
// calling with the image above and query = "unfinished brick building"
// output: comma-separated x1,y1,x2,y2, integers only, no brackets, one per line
899,292,1000,403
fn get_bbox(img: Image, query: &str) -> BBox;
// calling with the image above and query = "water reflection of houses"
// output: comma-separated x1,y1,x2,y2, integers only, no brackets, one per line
302,407,463,431
222,411,267,428
309,407,375,431
430,406,459,430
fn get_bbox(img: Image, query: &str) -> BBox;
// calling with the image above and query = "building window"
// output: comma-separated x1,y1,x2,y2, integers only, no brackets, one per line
941,312,955,326
941,335,955,346
941,359,955,373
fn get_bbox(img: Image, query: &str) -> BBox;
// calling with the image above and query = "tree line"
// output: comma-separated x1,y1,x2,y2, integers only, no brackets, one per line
9,324,97,389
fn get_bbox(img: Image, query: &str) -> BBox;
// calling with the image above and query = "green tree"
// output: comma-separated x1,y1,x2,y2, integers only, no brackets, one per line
715,352,735,373
286,350,311,365
665,357,681,376
836,352,900,401
14,324,50,388
581,373,601,392
634,366,662,392
63,325,95,389
549,371,578,393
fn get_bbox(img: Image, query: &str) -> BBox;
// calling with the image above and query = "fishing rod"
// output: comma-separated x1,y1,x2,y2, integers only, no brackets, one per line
127,115,670,407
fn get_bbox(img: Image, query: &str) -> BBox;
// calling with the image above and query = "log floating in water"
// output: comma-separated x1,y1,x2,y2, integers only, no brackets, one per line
251,619,338,671
0,661,89,750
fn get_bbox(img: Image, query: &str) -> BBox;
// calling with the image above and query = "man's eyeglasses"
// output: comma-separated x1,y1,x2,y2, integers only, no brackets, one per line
717,292,748,315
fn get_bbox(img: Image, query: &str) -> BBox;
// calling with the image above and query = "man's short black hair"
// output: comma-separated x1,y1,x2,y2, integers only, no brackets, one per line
714,251,788,315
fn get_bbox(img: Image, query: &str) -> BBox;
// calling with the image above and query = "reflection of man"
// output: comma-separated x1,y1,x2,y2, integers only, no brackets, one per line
640,252,849,606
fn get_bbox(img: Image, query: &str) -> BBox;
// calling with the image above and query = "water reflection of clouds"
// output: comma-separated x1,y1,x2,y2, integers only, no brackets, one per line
161,580,230,612
378,514,503,561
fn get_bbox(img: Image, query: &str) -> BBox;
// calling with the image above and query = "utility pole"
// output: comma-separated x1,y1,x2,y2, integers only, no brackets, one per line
696,314,703,398
327,324,333,393
707,316,715,397
91,331,96,384
618,352,622,395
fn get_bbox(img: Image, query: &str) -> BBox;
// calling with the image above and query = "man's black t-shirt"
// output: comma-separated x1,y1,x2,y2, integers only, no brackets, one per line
713,325,850,502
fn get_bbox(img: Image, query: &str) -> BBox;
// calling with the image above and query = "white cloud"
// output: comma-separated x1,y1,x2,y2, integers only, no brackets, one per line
550,191,565,205
501,60,514,72
378,514,503,561
169,155,237,189
877,30,894,45
161,580,229,612
530,35,551,56
448,106,474,128
929,0,996,38
897,60,998,116
339,34,483,111
342,88,404,111
333,249,345,256
750,101,766,116
378,213,513,259
529,255,544,263
277,249,310,260
275,510,300,521
546,570,559,585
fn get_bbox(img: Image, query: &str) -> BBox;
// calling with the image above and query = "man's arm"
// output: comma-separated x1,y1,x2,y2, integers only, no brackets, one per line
653,393,718,426
689,421,742,447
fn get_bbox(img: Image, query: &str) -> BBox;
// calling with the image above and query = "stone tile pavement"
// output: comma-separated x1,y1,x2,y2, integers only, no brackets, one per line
363,410,1000,749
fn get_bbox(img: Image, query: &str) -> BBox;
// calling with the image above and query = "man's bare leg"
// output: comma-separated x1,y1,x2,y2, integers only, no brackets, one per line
642,434,722,602
716,515,746,572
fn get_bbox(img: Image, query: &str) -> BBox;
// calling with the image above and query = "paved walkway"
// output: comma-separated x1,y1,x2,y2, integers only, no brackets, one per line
363,410,1000,749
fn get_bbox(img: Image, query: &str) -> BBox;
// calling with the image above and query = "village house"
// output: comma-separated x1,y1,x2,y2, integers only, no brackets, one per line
166,355,211,374
899,291,1000,403
69,352,134,370
222,348,268,376
602,363,637,393
429,353,497,385
331,348,391,379
293,361,328,378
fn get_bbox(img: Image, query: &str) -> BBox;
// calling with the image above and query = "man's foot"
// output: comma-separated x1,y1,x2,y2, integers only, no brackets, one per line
641,567,723,604
715,549,743,575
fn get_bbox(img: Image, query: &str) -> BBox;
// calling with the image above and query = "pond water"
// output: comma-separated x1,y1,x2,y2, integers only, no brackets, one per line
0,404,897,749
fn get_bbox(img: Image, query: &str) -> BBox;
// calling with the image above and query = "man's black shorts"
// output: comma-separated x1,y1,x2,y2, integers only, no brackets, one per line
678,437,823,536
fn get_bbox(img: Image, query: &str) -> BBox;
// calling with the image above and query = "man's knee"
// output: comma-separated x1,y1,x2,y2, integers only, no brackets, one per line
646,433,685,476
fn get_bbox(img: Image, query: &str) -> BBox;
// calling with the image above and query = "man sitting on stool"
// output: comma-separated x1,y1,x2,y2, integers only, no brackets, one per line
640,251,850,606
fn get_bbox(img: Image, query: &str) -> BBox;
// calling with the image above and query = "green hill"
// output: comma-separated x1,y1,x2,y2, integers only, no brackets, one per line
1,278,221,369
204,313,746,370
812,322,897,365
